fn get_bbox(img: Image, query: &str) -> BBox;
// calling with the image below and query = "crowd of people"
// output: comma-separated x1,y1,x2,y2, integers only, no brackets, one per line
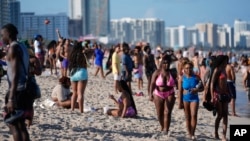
0,23,250,141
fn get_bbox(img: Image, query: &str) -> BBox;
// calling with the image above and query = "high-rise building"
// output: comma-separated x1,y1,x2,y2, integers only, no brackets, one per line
195,23,208,47
69,0,82,20
20,13,68,40
68,0,110,37
9,0,21,31
187,27,199,46
234,19,250,33
0,0,20,31
234,19,250,47
217,26,229,47
207,23,218,47
0,0,10,28
165,27,179,48
178,26,188,47
110,18,165,47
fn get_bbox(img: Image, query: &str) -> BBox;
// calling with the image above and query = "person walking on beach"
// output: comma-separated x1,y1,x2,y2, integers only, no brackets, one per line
60,39,71,77
104,45,115,77
178,60,204,140
93,43,105,79
47,40,57,75
143,45,157,96
69,42,89,113
112,44,121,94
133,46,144,94
226,58,237,116
34,34,45,70
210,55,230,141
120,43,133,91
149,53,176,136
192,52,200,76
243,66,250,104
107,80,137,118
1,23,31,141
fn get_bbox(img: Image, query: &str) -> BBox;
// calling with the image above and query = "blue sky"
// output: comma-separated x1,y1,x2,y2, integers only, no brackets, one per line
21,0,250,27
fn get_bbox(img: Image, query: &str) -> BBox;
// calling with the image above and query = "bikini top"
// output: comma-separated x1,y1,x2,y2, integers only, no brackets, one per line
155,73,175,87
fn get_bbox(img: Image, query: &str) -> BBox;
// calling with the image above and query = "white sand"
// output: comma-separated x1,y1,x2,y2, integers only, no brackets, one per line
0,67,249,141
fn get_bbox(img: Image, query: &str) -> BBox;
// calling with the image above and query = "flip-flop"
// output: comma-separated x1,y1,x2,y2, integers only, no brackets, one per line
4,110,24,124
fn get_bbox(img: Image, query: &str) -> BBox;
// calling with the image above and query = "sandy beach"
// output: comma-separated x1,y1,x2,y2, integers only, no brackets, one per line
0,66,250,141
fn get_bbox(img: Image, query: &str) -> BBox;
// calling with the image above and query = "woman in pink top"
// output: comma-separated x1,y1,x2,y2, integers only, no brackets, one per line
149,53,176,136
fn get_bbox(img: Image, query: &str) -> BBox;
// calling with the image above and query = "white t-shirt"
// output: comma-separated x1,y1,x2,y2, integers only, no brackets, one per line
34,40,41,53
51,84,71,102
183,51,188,58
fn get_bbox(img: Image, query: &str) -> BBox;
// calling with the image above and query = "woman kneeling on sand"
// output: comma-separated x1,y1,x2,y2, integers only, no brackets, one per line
51,76,72,108
106,80,137,118
149,53,176,136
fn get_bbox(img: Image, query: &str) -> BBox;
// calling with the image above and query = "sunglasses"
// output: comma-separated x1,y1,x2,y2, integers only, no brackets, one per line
184,67,193,70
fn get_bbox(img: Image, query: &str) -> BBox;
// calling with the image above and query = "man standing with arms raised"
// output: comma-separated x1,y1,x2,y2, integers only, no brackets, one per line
1,23,31,141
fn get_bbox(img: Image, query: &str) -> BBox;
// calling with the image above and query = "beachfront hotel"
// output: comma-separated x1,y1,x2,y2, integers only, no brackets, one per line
68,0,110,38
110,18,165,48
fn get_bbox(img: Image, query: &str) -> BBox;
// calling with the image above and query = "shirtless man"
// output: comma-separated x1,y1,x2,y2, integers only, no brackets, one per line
1,23,31,141
226,59,237,116
60,39,71,77
133,46,143,93
192,52,200,76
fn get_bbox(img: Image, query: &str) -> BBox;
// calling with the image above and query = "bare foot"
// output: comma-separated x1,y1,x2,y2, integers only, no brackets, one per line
232,113,240,117
222,136,227,141
215,133,220,139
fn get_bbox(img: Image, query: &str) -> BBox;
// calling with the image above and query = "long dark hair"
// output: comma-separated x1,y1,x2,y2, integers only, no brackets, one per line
119,80,137,115
68,42,86,71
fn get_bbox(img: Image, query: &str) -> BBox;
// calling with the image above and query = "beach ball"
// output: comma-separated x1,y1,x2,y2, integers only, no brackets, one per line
44,19,50,25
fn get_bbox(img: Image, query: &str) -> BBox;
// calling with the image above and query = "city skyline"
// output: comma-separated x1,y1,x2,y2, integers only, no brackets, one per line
20,0,250,27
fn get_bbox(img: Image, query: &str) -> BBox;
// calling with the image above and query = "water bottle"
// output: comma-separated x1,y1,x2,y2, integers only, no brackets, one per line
196,81,202,89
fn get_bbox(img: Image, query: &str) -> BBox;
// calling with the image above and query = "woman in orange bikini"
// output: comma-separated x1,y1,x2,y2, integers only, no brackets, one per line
149,53,176,136
210,55,230,141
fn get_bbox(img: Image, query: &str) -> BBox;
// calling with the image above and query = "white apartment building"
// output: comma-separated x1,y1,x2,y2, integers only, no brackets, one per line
166,27,179,48
178,26,188,47
0,0,20,31
69,0,82,20
187,27,199,46
20,13,68,40
234,19,250,47
110,18,165,48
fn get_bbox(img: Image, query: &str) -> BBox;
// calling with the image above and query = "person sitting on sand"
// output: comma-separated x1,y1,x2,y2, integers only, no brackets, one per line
106,80,137,118
51,76,72,108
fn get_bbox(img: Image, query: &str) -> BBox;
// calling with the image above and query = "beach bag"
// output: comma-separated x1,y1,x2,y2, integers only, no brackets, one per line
218,93,231,103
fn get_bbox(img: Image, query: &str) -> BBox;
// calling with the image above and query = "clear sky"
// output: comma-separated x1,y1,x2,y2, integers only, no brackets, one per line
20,0,250,27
